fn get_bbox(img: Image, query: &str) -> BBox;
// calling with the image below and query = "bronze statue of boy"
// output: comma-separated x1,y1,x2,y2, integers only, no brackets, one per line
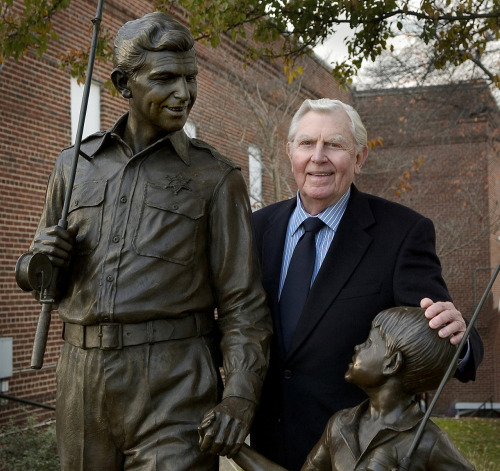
203,306,475,470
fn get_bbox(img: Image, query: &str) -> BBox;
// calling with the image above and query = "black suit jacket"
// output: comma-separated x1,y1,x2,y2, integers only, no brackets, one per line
250,185,483,471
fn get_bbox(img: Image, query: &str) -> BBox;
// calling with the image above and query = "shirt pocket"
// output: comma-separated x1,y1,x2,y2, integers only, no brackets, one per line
68,180,107,256
133,183,205,265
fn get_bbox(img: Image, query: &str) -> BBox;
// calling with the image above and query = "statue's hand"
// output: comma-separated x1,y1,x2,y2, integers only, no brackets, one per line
33,224,78,268
199,396,256,458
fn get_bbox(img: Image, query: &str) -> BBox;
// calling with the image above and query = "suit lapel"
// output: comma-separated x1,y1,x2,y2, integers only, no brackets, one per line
287,187,375,358
260,199,297,358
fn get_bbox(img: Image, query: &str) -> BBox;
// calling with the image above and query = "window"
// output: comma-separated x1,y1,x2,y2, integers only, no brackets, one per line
248,145,263,210
184,119,197,138
70,78,101,144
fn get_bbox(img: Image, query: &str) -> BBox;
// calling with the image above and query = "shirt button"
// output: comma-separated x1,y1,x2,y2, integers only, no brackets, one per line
120,196,127,203
112,235,120,243
172,204,179,210
106,275,114,282
283,369,292,379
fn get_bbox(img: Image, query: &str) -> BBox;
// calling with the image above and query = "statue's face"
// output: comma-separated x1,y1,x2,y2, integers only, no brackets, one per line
345,327,388,389
127,49,198,134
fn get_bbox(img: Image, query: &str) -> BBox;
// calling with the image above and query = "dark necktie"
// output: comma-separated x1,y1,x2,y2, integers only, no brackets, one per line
279,217,324,351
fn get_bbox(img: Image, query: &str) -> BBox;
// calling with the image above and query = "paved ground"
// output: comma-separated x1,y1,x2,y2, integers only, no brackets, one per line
218,436,248,470
220,456,241,471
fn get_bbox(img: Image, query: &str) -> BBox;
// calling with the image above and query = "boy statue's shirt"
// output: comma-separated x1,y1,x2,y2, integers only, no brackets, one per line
304,399,474,471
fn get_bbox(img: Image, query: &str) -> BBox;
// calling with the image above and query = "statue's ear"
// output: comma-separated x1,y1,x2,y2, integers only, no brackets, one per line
111,68,132,99
383,351,403,377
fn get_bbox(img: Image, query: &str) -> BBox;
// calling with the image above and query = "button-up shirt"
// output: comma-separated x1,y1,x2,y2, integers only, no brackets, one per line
31,113,272,402
279,189,350,298
303,399,474,470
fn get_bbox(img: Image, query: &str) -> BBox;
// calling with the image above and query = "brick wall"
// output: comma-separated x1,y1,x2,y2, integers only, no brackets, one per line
354,84,500,413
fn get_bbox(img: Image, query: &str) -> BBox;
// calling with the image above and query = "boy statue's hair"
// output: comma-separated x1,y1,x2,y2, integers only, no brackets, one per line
372,306,458,394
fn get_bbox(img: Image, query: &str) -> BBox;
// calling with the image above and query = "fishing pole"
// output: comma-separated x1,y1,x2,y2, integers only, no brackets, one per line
15,0,105,369
397,259,500,470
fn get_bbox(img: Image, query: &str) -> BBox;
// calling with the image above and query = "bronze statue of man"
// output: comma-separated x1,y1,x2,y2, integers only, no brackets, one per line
219,307,475,470
24,11,272,471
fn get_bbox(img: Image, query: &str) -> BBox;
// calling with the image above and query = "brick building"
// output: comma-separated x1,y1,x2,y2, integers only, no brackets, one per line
0,0,499,430
354,83,500,414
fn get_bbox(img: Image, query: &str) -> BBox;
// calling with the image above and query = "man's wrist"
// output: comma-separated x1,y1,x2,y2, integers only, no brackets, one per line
457,339,471,369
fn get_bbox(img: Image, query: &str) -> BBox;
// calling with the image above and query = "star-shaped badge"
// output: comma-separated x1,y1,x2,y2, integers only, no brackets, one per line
165,172,192,195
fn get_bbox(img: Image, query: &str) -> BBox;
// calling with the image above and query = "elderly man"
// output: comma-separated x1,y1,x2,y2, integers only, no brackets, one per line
249,98,483,471
24,12,271,471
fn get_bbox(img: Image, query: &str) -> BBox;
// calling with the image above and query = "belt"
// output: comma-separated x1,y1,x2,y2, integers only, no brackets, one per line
63,313,213,350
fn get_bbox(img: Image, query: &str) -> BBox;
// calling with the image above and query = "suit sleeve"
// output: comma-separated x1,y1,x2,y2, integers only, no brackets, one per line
393,217,450,304
393,217,483,382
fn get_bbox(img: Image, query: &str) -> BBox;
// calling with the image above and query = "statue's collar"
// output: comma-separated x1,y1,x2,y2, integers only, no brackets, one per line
105,112,191,165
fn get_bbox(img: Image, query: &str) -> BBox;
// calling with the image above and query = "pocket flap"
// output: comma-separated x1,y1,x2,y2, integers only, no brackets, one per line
69,180,107,212
145,184,204,220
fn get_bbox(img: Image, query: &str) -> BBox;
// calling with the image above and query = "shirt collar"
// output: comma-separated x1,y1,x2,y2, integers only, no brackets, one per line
168,128,191,165
341,399,424,433
337,399,424,463
89,112,191,165
289,187,351,235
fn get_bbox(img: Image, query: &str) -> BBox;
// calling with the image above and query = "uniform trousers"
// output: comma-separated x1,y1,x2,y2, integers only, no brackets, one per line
56,336,220,471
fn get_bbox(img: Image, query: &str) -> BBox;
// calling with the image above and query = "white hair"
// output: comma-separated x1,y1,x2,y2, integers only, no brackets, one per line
288,98,367,152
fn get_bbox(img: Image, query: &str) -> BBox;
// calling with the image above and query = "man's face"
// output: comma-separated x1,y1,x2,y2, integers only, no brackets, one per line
288,109,367,215
344,327,388,390
127,49,198,134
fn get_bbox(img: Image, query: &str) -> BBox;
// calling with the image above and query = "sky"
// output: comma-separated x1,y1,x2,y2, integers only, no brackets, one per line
313,23,352,64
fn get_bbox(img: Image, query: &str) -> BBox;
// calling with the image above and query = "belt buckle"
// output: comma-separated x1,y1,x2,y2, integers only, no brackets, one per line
98,323,123,350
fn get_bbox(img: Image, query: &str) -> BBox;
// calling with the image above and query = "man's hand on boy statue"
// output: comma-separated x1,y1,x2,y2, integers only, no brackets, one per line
421,297,466,345
199,396,255,458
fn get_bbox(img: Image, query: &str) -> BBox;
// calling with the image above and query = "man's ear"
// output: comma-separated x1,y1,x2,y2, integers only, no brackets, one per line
354,146,369,175
111,68,132,99
286,141,293,160
383,351,403,377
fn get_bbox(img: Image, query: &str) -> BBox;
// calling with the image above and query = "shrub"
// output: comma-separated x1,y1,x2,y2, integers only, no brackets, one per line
0,415,59,471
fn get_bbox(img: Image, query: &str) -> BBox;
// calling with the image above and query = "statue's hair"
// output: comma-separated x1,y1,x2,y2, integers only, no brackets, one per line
288,98,367,153
113,12,195,77
372,306,458,394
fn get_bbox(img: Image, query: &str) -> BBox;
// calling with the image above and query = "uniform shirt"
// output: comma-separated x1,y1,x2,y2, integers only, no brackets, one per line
31,113,272,402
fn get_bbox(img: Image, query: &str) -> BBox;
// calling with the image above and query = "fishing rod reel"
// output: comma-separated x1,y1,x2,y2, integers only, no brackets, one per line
15,252,53,294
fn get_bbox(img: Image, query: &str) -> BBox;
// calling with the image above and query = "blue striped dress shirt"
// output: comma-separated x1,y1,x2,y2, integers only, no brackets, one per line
278,188,351,299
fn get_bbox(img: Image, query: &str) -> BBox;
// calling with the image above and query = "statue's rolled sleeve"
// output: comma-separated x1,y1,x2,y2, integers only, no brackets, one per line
208,168,272,404
30,158,67,250
27,157,73,301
